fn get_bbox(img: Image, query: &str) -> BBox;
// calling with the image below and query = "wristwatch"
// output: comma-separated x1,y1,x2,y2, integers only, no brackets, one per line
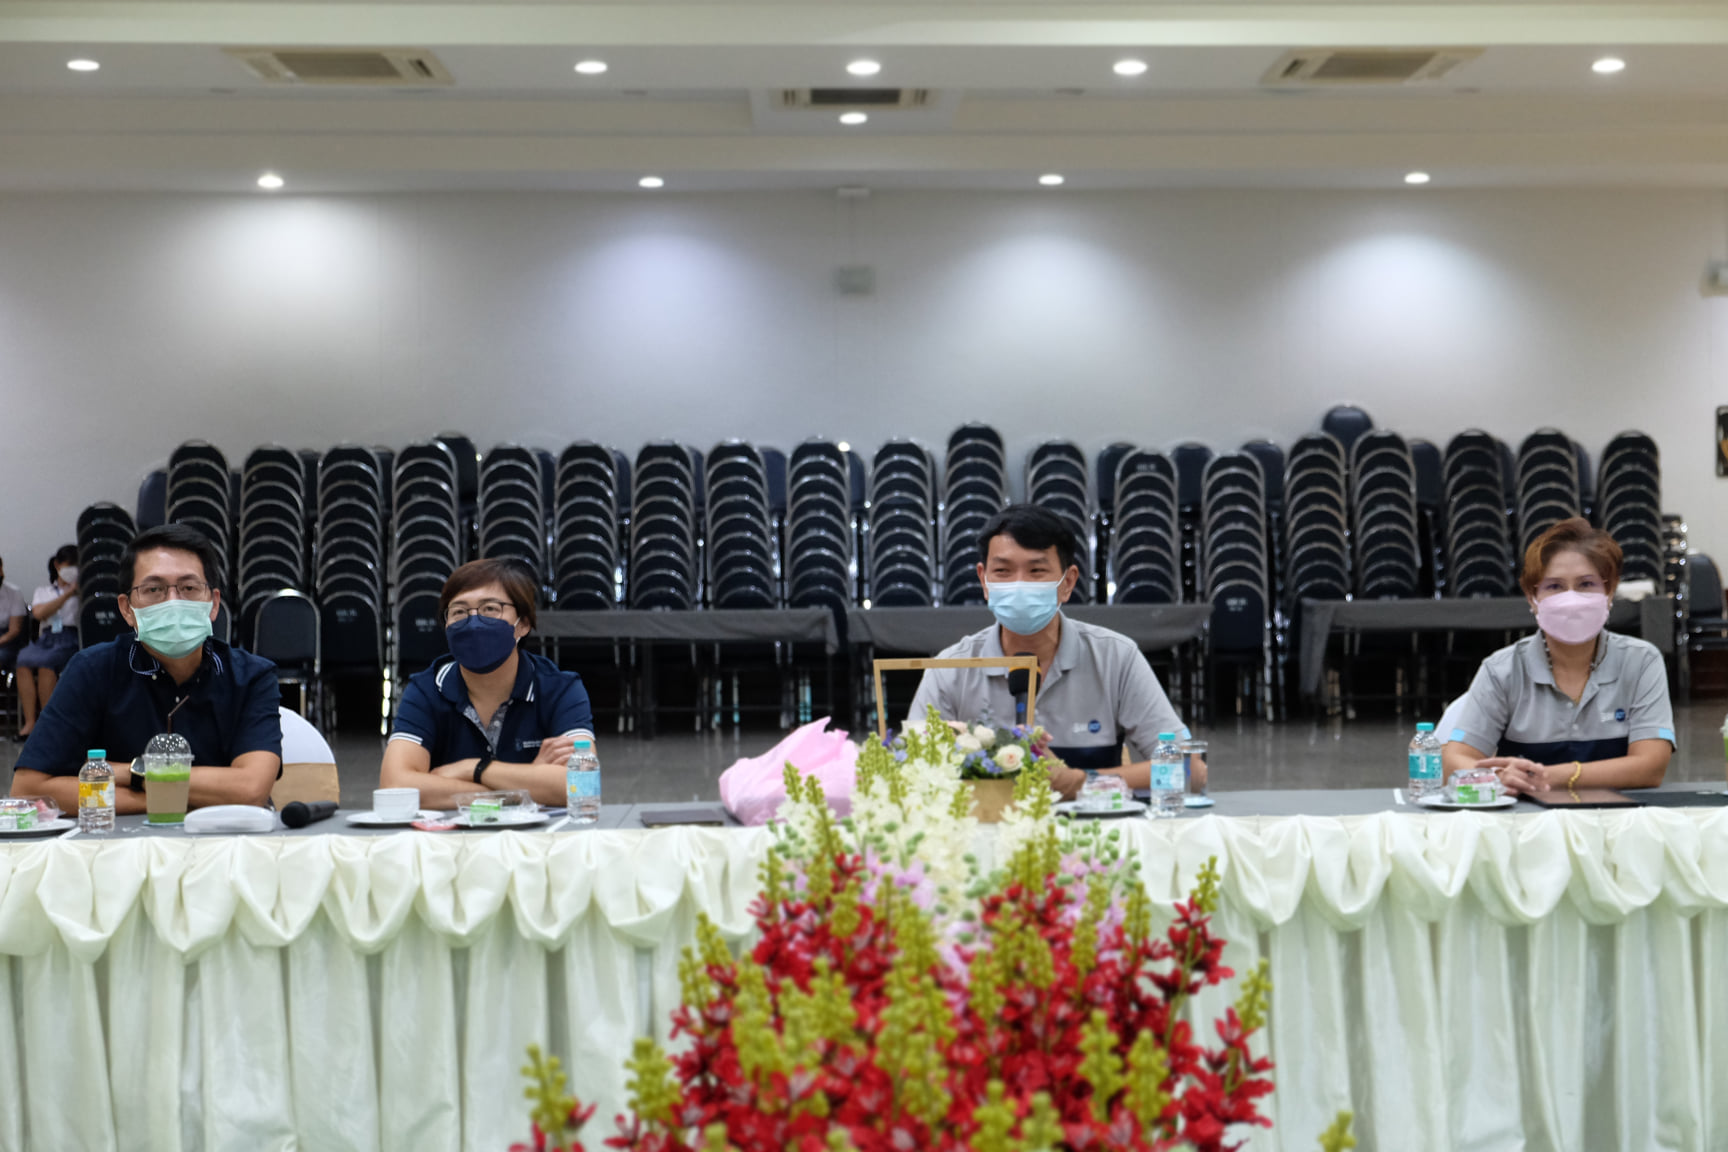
126,756,146,792
472,757,493,785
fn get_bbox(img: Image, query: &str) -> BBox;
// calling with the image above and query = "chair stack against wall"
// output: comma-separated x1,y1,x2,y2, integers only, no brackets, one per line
705,441,778,609
1515,428,1582,557
1170,442,1214,601
1108,449,1182,604
75,502,135,647
316,446,387,690
391,441,464,680
630,442,702,610
166,441,233,590
1093,441,1138,604
1201,452,1273,710
236,446,310,638
866,440,937,607
1597,431,1664,587
785,439,855,611
1348,430,1421,599
553,442,624,610
1282,433,1351,609
1442,430,1517,597
940,424,1008,606
1026,440,1093,602
478,445,549,581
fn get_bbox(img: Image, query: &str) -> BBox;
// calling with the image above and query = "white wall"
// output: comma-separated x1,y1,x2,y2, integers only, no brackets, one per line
1,187,1723,587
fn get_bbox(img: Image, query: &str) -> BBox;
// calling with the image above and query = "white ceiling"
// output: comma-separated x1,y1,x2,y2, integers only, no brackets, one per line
6,1,1728,192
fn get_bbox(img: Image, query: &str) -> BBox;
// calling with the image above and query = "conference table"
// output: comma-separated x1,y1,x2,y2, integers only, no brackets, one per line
4,787,1727,1152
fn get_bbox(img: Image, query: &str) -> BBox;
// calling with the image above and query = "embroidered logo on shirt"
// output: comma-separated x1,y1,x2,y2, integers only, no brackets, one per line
1614,709,1626,722
1088,719,1102,733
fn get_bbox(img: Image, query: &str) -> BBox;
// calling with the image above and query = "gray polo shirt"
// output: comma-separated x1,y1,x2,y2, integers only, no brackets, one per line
1447,631,1675,763
905,614,1188,768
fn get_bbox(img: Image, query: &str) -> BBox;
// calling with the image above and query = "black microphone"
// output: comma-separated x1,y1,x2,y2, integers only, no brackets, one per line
280,800,339,829
1008,652,1035,726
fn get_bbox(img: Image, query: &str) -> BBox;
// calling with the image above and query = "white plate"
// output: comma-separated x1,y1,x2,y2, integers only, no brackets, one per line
345,810,441,827
0,818,76,837
452,811,549,829
1417,794,1518,811
1054,799,1149,819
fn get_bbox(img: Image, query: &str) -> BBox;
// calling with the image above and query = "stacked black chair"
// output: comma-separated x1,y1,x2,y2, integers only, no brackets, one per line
136,470,167,531
1240,440,1287,606
786,439,855,611
166,442,233,590
1108,450,1181,604
76,503,135,598
78,596,130,650
252,588,320,718
1515,428,1582,557
553,442,623,609
392,441,464,679
1685,554,1728,679
629,442,701,610
237,445,311,640
705,441,778,609
479,445,549,579
1094,441,1137,601
1409,439,1445,595
316,446,387,689
1320,404,1374,455
1597,431,1664,587
867,440,938,607
940,424,1008,606
435,431,482,553
1349,430,1422,599
1442,430,1516,598
1026,440,1092,601
1202,452,1273,713
1282,433,1350,607
1170,442,1215,601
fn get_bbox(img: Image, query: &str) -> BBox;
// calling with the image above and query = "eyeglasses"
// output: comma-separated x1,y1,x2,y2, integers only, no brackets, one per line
445,600,516,625
129,580,212,606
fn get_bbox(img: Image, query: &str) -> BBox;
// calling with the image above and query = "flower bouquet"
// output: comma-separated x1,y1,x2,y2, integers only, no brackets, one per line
896,710,1054,822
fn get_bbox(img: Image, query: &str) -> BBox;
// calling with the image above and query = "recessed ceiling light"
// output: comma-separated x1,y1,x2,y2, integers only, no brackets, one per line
574,60,608,75
1038,173,1065,186
638,175,664,189
1404,171,1431,185
66,59,99,73
847,59,881,77
1113,59,1148,77
839,111,869,126
1592,56,1626,75
257,172,285,190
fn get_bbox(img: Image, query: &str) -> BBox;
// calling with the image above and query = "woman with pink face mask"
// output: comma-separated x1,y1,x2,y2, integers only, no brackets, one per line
1441,517,1674,795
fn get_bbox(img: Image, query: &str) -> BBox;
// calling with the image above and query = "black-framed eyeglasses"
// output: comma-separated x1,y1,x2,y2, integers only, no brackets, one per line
129,580,212,606
445,600,516,625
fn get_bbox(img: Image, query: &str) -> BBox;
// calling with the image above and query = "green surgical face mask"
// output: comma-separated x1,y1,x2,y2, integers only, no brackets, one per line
133,598,214,659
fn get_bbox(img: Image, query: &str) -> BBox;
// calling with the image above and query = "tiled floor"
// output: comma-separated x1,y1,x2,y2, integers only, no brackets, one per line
6,702,1723,810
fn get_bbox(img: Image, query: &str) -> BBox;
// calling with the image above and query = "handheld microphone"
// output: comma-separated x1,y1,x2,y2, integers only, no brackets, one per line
1008,653,1035,726
280,800,339,829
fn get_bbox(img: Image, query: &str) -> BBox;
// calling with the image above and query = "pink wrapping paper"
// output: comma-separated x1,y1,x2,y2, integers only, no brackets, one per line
718,718,859,825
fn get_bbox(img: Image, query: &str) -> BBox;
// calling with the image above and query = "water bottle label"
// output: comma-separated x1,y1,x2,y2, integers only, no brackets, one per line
569,772,601,799
1153,762,1184,791
79,781,113,808
1409,752,1441,781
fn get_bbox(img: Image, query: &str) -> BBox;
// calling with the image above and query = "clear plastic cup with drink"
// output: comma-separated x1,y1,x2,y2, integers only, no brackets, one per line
144,733,193,825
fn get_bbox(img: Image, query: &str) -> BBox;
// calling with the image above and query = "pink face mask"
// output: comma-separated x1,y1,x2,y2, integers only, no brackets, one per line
1534,590,1611,646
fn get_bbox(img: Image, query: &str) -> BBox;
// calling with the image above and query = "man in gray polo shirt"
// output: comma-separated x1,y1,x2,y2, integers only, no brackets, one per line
907,504,1190,798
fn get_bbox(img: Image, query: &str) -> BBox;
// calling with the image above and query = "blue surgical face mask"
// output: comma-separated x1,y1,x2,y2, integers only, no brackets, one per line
133,598,214,659
986,580,1063,636
446,614,519,674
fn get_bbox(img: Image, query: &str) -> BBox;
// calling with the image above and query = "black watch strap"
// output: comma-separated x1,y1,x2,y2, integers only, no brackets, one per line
127,757,146,791
472,757,493,784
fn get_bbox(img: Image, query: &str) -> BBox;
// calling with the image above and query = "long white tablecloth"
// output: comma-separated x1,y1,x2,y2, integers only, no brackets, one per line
2,810,1725,1152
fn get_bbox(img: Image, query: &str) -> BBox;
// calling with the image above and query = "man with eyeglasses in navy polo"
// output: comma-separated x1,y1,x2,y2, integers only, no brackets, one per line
9,524,282,813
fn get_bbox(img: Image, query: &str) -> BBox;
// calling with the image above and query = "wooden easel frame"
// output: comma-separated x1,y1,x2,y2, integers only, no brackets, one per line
872,655,1040,742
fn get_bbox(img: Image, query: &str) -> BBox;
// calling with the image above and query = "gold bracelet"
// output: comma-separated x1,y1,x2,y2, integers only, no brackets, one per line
1567,761,1583,799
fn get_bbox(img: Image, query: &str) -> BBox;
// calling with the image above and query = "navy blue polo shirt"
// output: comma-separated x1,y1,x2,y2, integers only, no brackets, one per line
18,638,283,776
388,651,595,765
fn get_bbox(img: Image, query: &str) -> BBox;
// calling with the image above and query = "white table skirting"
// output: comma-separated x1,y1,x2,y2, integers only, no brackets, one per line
2,810,1726,1152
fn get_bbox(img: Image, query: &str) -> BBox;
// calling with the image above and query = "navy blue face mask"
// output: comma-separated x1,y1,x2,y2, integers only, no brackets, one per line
445,614,519,674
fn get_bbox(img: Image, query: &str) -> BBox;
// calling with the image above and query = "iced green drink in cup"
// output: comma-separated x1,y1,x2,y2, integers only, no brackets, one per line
144,732,193,825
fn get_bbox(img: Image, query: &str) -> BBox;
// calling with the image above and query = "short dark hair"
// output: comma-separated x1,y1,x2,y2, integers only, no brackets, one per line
49,544,77,582
1520,516,1623,596
439,558,539,631
977,504,1079,573
122,524,223,592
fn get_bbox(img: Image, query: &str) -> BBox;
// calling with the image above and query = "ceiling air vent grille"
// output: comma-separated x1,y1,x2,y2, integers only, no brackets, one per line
780,88,933,109
1263,48,1481,87
226,47,453,86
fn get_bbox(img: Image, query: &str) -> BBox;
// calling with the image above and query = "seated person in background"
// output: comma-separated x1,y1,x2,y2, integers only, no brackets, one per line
381,559,595,808
0,555,27,681
907,504,1193,801
16,544,81,737
1442,517,1672,795
9,525,281,811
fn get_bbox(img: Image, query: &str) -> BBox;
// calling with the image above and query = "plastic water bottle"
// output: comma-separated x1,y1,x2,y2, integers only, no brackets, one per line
1408,722,1443,805
567,737,601,825
1148,732,1185,819
77,748,114,833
